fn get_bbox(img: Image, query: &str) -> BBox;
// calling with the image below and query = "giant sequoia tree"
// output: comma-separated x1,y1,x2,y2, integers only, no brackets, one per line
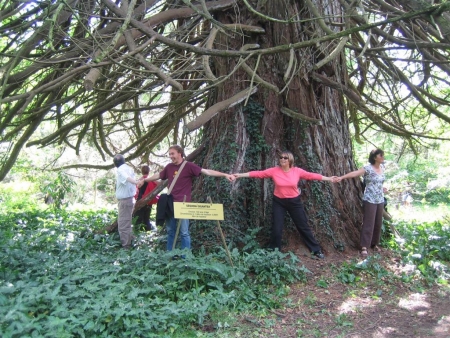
1,0,450,250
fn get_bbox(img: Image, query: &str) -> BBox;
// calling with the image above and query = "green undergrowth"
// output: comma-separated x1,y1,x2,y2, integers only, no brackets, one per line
332,216,450,290
387,217,450,284
1,185,449,337
0,206,309,337
334,255,390,286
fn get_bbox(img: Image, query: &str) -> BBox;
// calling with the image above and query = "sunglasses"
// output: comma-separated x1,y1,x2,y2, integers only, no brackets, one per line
279,156,289,160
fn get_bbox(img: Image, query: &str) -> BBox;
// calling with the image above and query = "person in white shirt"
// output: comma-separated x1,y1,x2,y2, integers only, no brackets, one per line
114,154,139,249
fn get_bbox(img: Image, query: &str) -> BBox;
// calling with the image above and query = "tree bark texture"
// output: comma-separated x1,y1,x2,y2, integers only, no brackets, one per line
192,0,363,252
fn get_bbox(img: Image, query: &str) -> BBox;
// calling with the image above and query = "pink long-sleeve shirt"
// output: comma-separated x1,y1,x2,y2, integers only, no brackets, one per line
249,167,323,198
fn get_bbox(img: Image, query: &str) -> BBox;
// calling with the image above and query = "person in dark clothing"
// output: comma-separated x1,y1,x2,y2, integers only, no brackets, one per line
135,165,159,231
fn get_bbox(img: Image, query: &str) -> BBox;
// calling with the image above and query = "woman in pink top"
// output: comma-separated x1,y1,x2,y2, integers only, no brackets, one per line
234,151,336,259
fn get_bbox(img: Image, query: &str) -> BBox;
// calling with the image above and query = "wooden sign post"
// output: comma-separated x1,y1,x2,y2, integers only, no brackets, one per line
172,197,233,266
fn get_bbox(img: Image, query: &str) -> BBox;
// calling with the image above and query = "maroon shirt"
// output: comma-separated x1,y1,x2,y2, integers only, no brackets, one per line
159,161,202,202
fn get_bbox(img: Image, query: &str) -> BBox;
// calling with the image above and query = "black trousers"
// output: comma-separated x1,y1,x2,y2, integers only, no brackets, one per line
271,195,321,252
135,204,152,230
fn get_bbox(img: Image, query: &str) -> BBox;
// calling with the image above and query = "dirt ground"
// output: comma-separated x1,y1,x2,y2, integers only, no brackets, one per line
237,246,450,338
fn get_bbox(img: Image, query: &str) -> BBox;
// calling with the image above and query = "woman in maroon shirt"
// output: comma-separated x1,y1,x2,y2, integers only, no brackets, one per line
234,151,336,259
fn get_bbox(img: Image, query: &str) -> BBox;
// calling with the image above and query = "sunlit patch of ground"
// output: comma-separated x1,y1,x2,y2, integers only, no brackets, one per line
390,203,449,223
233,246,450,338
338,296,382,314
434,315,450,336
398,293,430,313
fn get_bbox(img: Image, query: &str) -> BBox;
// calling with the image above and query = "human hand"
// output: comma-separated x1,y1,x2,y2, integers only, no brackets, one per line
225,174,235,182
333,176,343,183
330,176,339,183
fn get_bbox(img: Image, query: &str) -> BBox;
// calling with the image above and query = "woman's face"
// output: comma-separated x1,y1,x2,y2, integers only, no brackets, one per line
376,153,384,162
279,154,290,166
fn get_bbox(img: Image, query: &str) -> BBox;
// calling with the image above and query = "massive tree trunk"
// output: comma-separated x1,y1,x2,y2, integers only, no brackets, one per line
3,0,450,251
192,0,363,253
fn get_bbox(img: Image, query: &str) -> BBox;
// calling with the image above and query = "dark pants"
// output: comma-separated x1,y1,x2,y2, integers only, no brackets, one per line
135,204,153,231
271,195,321,252
360,201,384,248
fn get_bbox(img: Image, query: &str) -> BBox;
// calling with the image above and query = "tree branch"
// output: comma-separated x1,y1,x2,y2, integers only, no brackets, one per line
185,87,258,132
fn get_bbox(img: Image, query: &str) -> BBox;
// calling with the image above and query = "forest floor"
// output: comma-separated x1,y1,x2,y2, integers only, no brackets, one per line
228,246,450,338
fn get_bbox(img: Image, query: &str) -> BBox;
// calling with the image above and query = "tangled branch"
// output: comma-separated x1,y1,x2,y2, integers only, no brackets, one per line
1,0,450,180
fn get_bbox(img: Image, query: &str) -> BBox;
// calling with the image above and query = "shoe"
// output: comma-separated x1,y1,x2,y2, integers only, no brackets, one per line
313,251,325,259
360,247,368,257
150,224,157,232
129,235,137,248
145,223,155,231
372,245,381,252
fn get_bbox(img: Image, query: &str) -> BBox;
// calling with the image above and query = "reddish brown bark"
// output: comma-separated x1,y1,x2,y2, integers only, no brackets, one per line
192,1,363,252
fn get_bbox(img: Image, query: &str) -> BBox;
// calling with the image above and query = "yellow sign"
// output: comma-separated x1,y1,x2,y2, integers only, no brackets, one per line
173,202,224,220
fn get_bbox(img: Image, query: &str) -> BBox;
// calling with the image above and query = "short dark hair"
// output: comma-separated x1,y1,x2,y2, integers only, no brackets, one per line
141,165,150,175
113,154,125,167
169,145,185,157
368,148,384,164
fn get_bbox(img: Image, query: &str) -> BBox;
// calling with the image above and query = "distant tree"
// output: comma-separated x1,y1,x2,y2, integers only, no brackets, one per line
1,0,450,249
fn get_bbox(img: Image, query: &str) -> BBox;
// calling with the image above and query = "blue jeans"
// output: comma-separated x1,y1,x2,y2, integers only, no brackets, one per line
166,217,190,251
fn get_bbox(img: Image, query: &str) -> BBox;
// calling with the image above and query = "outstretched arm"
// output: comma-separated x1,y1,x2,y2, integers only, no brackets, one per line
143,172,161,182
201,168,234,182
335,168,366,183
322,175,338,182
233,172,250,179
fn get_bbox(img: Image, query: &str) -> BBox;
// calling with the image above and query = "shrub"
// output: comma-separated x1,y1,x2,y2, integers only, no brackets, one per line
0,206,309,337
388,217,450,282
